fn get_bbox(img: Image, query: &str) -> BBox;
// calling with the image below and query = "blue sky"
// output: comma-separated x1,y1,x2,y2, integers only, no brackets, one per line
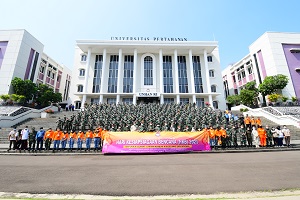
1,0,300,70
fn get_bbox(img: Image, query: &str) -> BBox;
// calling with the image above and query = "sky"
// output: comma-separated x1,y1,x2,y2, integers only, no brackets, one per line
1,0,300,70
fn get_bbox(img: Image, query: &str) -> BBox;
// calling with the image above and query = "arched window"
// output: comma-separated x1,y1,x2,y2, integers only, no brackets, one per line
211,85,217,93
77,85,83,92
144,56,153,85
81,54,87,62
213,101,219,109
209,70,215,77
79,69,85,76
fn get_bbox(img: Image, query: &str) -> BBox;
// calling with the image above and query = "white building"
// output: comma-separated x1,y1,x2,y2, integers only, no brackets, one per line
0,29,71,102
36,53,72,102
222,32,300,107
70,38,225,110
0,29,44,94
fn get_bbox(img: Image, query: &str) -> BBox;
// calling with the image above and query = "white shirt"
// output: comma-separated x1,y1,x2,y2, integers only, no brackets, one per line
282,128,290,137
8,130,17,140
21,129,29,140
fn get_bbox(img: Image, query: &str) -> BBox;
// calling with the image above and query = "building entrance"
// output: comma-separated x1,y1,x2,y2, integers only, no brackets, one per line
137,97,159,104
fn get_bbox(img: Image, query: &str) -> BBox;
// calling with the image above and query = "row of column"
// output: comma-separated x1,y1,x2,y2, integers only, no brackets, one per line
81,48,213,108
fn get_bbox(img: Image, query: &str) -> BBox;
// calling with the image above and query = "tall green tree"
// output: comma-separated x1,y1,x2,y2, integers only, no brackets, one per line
11,77,37,102
258,74,289,105
36,84,62,107
226,95,241,106
239,81,259,107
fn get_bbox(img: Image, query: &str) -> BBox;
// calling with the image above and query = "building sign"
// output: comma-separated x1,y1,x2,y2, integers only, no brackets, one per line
111,37,187,42
137,92,160,97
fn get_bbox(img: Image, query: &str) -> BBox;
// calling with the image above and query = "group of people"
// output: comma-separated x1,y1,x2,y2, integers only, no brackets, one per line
206,124,291,150
7,126,106,152
6,103,293,152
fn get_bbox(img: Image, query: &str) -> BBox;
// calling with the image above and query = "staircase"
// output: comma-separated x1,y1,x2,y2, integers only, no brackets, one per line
0,111,78,144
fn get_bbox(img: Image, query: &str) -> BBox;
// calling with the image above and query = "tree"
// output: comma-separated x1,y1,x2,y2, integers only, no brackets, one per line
258,74,289,105
0,94,10,102
226,95,241,105
11,77,37,103
239,81,259,107
268,93,281,103
36,84,62,107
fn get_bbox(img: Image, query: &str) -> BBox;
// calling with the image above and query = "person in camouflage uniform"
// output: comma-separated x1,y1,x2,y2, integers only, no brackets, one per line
265,125,273,147
28,127,37,152
239,125,247,147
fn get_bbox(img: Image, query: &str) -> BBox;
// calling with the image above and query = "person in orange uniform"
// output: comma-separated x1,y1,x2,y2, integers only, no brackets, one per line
257,125,267,147
208,126,216,149
44,128,54,151
214,127,222,149
94,129,102,151
69,130,77,151
61,130,69,151
256,117,262,127
220,127,227,149
85,129,94,151
77,131,85,151
244,115,251,129
101,128,108,148
53,128,63,152
250,116,256,128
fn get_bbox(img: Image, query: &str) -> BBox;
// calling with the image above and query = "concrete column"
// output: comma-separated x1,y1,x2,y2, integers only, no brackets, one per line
204,49,213,106
116,95,120,104
100,49,107,94
81,48,92,108
176,94,180,104
53,70,58,92
99,94,103,104
174,49,179,93
189,49,195,94
159,49,164,93
133,95,137,105
117,49,123,94
133,49,137,93
192,95,196,104
160,94,164,104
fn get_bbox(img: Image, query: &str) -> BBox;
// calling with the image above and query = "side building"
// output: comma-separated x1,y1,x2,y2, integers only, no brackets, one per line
70,39,225,110
222,32,300,108
0,29,71,103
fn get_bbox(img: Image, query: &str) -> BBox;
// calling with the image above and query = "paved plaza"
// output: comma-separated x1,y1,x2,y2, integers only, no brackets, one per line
0,151,300,197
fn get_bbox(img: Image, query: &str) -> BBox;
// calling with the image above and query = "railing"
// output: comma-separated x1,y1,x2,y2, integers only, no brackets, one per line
8,107,31,117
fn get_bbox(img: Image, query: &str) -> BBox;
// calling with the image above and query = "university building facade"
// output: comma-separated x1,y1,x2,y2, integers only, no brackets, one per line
70,39,225,110
222,32,300,107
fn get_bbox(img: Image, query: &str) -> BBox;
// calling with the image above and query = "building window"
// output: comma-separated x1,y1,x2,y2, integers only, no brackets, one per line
178,56,189,93
42,59,47,64
77,85,83,92
51,72,55,79
144,56,153,85
108,55,119,93
123,55,134,93
193,56,203,93
207,56,212,62
47,70,51,77
248,66,253,74
79,69,85,77
164,98,174,104
232,75,236,83
238,73,241,81
107,98,116,105
81,54,87,62
196,98,205,108
92,55,103,93
180,98,189,105
163,56,173,93
241,71,246,78
211,85,217,93
91,98,99,104
122,98,133,104
40,66,45,73
209,70,215,77
213,101,219,109
234,89,238,95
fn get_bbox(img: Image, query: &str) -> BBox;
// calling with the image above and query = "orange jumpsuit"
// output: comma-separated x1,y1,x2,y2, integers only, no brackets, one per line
244,117,251,128
250,118,256,127
257,127,267,147
256,118,262,127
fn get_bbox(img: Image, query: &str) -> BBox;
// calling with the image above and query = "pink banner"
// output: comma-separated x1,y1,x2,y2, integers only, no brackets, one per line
102,131,211,154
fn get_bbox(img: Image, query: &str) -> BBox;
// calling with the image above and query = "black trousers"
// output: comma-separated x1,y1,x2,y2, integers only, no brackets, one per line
8,140,16,150
21,140,28,150
36,137,44,151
